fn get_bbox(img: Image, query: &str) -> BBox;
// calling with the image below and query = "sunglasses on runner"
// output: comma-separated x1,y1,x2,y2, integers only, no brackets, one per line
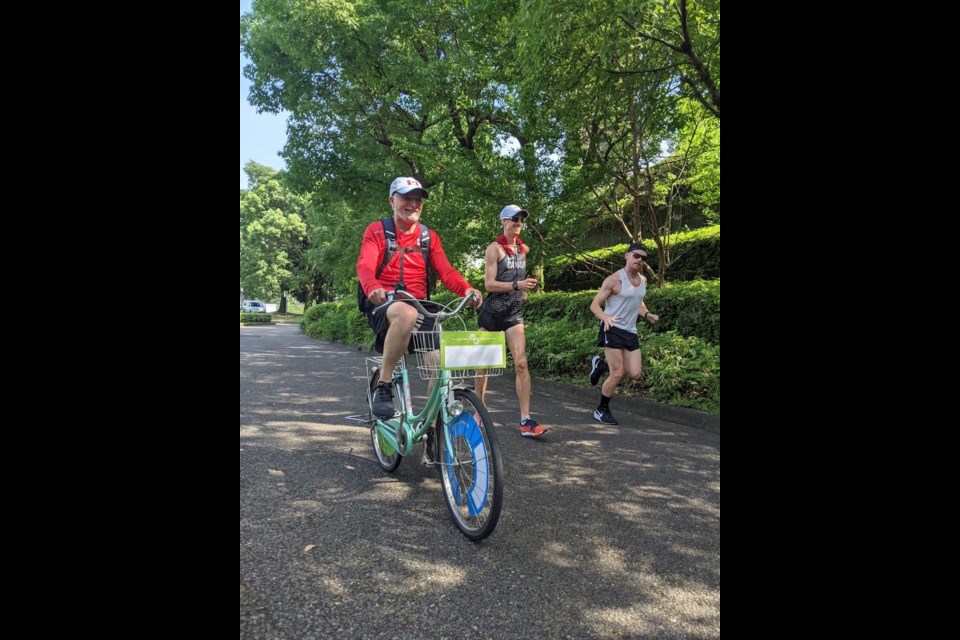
631,252,645,259
507,215,526,223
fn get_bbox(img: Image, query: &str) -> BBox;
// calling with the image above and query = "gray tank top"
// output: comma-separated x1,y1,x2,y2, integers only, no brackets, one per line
484,246,526,315
603,269,646,334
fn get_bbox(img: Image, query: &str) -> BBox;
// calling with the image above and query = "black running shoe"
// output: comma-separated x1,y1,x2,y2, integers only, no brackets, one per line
589,356,607,386
372,381,395,418
593,408,618,425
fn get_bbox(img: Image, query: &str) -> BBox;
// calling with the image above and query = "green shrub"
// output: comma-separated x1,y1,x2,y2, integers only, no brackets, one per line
524,323,719,413
524,280,719,345
302,302,370,347
300,279,719,413
240,312,272,323
640,332,720,413
647,280,720,344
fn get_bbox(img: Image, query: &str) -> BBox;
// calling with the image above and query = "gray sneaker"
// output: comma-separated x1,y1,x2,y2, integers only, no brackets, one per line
593,408,618,425
372,382,395,418
422,429,436,465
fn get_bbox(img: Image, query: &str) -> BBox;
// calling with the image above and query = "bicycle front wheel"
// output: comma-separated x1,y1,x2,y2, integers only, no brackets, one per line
437,389,503,541
368,368,402,472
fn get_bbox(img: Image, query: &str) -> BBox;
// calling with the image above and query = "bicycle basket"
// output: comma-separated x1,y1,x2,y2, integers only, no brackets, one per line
411,330,505,380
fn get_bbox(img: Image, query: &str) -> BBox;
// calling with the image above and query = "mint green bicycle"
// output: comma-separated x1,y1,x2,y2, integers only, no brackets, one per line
364,290,505,541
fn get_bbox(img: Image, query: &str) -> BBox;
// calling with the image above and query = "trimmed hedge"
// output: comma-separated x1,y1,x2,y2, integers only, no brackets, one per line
240,312,272,323
523,279,719,345
544,225,720,292
300,280,719,413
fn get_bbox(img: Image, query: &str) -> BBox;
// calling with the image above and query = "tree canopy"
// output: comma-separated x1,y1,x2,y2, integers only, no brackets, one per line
240,0,719,297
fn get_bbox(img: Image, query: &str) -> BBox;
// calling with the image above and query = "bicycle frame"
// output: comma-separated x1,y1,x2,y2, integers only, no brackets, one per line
371,354,458,459
368,290,477,450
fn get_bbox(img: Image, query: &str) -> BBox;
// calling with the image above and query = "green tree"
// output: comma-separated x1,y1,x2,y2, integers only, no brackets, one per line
241,160,282,191
300,191,365,301
240,162,309,311
523,0,719,119
517,0,719,284
630,0,720,119
240,0,556,275
240,1,719,291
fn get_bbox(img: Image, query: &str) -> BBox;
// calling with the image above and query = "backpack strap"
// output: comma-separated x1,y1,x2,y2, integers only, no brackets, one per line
376,218,431,298
375,218,399,279
419,224,431,300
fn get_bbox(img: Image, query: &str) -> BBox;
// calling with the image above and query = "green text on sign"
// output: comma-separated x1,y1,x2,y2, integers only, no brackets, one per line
440,331,507,370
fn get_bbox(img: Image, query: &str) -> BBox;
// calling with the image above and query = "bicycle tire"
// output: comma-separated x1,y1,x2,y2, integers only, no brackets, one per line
437,389,503,540
368,368,402,472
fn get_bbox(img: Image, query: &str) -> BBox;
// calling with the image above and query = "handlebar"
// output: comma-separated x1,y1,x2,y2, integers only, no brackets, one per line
387,288,478,322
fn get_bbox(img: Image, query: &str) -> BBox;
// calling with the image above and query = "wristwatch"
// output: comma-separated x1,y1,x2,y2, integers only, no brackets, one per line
512,281,519,291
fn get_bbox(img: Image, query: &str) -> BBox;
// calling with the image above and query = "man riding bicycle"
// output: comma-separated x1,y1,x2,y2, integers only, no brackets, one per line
357,177,482,419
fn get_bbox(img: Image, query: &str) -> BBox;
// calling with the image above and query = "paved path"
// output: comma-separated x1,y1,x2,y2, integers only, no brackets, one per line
241,324,720,639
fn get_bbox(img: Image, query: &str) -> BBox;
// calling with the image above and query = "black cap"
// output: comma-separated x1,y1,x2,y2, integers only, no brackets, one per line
626,242,648,256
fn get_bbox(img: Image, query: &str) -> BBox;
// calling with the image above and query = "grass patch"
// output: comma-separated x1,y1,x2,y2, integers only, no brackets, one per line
270,313,302,324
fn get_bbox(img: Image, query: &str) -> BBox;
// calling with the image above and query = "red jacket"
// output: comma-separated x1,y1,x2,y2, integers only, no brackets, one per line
357,219,472,300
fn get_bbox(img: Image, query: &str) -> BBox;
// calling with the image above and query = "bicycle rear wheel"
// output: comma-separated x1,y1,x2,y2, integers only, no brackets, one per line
437,389,503,540
368,368,402,472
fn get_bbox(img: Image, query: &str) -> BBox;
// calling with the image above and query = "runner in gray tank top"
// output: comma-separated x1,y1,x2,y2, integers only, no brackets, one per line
587,243,660,425
602,270,646,333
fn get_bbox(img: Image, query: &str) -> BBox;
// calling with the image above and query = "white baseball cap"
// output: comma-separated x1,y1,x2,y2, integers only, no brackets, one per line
389,177,429,198
499,204,529,220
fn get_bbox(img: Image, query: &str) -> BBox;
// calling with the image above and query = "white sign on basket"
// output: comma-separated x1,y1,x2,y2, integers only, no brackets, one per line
440,331,507,370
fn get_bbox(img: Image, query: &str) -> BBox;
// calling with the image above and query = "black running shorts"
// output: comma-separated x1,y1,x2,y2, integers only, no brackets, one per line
596,324,640,351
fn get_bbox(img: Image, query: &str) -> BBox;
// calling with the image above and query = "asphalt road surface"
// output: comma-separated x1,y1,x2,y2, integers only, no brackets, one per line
241,323,720,639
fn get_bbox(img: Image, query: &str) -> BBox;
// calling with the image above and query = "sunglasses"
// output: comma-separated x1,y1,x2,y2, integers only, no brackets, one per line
631,252,645,259
505,215,527,223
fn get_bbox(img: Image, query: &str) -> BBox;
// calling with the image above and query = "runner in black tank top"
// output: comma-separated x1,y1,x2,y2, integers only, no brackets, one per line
475,205,550,438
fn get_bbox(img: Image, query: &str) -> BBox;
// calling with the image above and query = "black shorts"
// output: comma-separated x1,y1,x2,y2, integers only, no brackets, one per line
478,305,524,331
365,299,439,354
596,324,640,351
